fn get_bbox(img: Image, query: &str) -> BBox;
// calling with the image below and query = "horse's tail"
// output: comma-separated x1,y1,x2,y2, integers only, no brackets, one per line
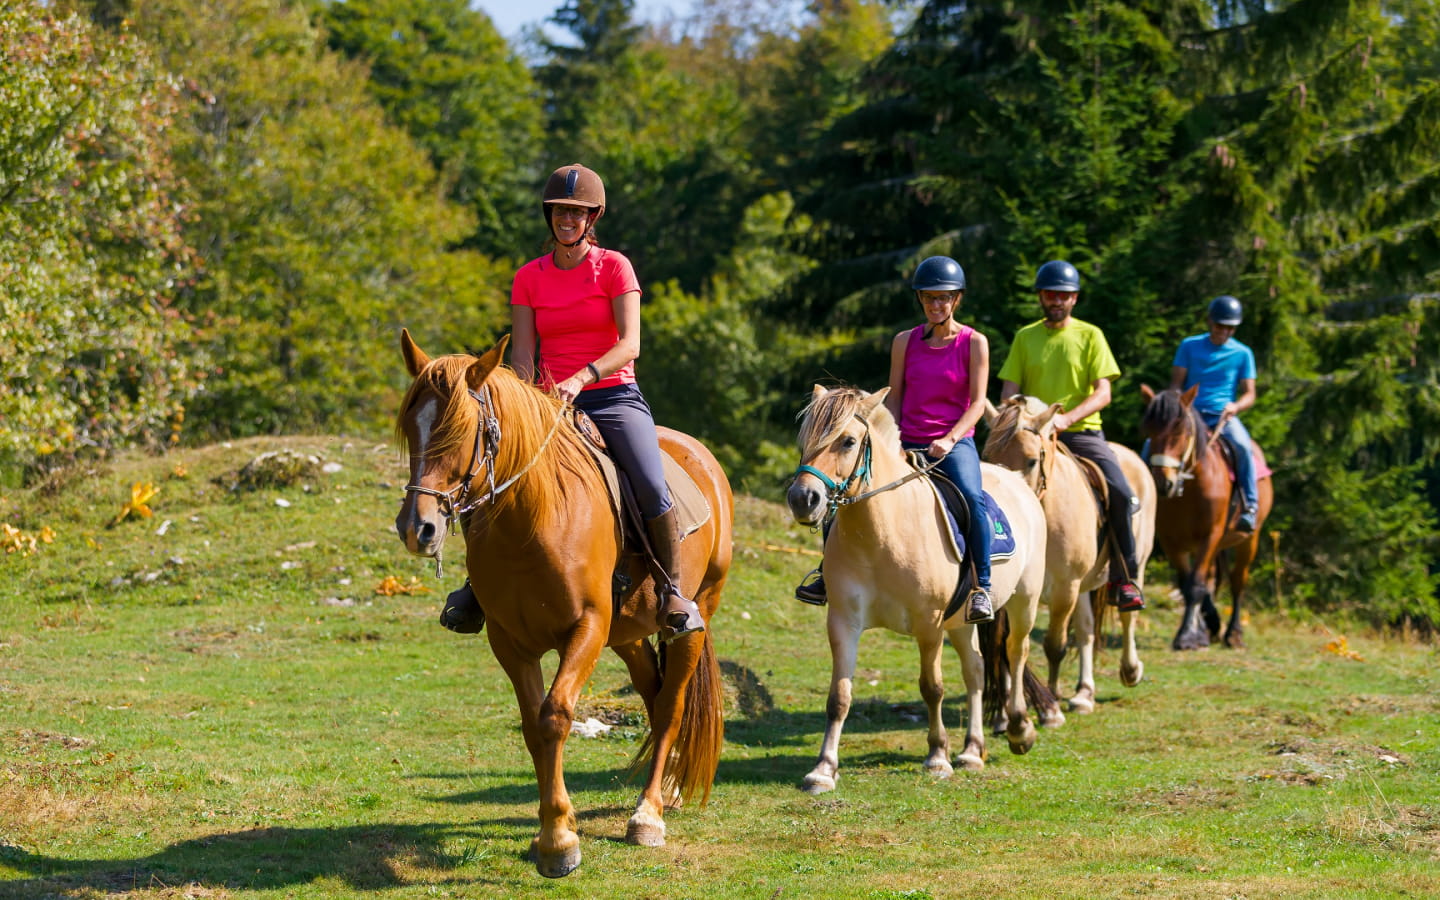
981,613,1058,724
631,632,724,807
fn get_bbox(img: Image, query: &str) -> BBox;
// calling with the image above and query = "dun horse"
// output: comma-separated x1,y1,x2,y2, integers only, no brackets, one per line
786,385,1051,792
393,330,731,877
982,396,1156,719
1140,384,1273,650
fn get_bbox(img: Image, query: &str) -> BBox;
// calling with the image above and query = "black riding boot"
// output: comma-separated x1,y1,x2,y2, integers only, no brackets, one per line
439,580,485,633
646,506,706,642
438,511,484,633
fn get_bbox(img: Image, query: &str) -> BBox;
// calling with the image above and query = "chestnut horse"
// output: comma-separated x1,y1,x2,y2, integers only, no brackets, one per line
786,385,1050,792
393,330,731,878
982,396,1156,718
1139,384,1273,650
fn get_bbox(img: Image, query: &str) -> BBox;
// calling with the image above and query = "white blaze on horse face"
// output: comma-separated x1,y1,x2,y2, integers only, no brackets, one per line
413,394,439,467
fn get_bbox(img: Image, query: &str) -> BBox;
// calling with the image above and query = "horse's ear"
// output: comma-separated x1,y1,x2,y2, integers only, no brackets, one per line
982,398,1000,425
812,384,827,401
1140,383,1155,403
401,328,430,377
466,334,511,390
1036,402,1065,437
1002,395,1023,408
861,386,891,416
1181,384,1199,407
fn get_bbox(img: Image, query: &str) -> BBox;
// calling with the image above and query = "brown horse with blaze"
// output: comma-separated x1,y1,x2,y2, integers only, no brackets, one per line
393,329,731,878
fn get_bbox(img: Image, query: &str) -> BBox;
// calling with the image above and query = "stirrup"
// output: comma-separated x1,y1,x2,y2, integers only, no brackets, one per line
1108,581,1145,612
794,569,827,606
659,589,705,643
1236,508,1257,533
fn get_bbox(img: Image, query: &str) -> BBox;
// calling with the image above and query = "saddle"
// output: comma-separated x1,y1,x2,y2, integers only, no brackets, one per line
1214,434,1272,529
904,451,1017,621
571,410,712,598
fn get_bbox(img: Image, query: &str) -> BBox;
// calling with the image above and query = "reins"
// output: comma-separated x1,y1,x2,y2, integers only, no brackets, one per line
403,382,569,575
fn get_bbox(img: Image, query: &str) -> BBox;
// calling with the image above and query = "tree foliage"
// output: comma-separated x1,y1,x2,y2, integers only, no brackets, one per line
0,3,197,473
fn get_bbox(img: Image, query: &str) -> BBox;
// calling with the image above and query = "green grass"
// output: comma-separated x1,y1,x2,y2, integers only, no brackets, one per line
2,435,1437,899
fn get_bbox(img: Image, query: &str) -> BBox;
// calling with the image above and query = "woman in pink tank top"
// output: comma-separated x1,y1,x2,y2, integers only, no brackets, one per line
795,256,994,622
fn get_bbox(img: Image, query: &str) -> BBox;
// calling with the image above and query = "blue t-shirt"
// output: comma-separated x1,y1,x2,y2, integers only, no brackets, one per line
1172,334,1256,416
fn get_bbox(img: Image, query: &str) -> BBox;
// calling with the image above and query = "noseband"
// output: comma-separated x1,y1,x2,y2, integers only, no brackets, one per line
402,383,567,573
1148,416,1198,496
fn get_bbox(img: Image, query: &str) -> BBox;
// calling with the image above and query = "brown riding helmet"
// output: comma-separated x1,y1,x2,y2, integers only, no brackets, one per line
542,164,606,212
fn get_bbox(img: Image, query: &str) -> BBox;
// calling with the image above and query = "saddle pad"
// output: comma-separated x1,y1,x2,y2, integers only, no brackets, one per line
580,441,711,538
935,486,1017,562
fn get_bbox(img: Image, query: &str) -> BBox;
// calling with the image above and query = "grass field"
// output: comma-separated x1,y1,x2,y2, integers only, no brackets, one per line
2,435,1437,899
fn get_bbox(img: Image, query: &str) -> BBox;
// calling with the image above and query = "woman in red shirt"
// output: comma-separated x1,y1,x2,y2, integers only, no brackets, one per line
439,164,705,643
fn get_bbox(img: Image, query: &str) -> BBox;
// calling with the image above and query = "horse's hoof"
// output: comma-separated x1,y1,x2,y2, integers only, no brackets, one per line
1067,693,1095,714
1121,660,1144,687
1224,632,1246,650
534,843,582,879
1039,706,1067,728
625,820,666,848
924,759,954,779
1007,720,1037,755
801,772,836,794
956,751,985,771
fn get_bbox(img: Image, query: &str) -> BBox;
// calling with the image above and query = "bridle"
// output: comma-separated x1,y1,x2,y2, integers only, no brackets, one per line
402,383,567,574
989,413,1053,498
1147,410,1202,496
792,412,941,525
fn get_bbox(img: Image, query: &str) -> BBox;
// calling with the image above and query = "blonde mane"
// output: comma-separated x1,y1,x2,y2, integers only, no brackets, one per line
395,354,598,532
797,387,901,460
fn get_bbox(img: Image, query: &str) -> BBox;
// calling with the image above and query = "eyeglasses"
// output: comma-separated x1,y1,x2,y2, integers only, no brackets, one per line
551,206,590,220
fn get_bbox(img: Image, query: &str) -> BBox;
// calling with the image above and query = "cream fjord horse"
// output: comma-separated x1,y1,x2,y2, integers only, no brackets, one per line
982,396,1156,719
786,385,1051,792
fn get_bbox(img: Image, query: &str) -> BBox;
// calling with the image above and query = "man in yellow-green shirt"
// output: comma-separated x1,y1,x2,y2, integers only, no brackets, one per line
997,259,1145,611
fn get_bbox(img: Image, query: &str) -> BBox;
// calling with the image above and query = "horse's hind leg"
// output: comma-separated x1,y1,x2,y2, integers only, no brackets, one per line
626,631,705,846
803,615,862,793
1223,535,1260,649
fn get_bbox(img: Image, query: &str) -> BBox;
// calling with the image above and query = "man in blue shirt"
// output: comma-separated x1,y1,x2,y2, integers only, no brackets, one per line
1169,295,1259,532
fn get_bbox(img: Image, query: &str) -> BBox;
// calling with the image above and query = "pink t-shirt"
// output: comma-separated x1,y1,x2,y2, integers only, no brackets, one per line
898,324,976,444
511,248,640,390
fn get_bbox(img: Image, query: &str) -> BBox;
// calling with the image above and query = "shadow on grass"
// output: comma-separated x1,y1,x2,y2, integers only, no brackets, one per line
0,821,527,897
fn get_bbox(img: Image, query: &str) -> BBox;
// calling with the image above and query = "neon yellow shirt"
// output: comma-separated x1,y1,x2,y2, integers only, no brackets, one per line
997,318,1121,431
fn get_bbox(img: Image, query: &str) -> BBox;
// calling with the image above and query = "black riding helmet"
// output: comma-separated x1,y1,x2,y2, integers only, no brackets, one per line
912,256,966,292
1208,295,1243,325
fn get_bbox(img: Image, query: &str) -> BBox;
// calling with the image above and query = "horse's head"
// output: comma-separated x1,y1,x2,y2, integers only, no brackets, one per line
393,329,508,559
1139,384,1204,498
787,384,894,526
982,395,1063,495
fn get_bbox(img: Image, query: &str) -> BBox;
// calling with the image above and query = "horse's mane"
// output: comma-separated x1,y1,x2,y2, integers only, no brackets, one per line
1142,388,1210,458
797,386,901,458
984,395,1053,459
396,355,598,531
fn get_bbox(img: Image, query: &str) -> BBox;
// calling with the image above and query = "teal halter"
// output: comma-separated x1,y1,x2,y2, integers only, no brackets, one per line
793,416,874,522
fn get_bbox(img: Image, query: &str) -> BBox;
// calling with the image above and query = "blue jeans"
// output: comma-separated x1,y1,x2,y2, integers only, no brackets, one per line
1202,413,1258,511
573,383,672,518
903,437,991,589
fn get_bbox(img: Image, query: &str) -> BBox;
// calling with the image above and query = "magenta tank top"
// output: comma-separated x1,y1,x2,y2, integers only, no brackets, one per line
898,324,975,444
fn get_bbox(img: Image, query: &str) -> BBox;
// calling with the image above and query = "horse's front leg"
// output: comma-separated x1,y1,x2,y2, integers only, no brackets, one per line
1171,552,1211,651
492,615,606,878
802,613,862,794
1069,587,1098,715
1003,597,1038,755
1042,578,1079,715
916,633,952,779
